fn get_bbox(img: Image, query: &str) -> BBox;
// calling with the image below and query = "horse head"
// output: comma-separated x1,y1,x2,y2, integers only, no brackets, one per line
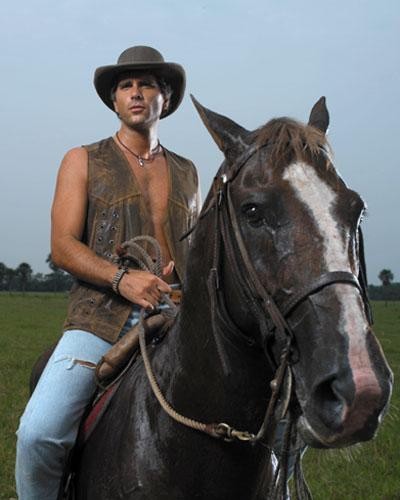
192,95,393,449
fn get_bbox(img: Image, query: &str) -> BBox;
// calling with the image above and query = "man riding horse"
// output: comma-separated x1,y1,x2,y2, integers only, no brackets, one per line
15,45,201,499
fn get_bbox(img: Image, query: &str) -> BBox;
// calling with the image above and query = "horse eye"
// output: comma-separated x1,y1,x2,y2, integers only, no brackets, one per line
243,204,264,227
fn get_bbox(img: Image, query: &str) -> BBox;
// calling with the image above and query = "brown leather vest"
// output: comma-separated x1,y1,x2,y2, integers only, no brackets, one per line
63,137,200,343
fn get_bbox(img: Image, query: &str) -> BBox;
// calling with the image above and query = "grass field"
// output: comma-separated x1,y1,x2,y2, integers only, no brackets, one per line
303,302,400,499
0,294,399,499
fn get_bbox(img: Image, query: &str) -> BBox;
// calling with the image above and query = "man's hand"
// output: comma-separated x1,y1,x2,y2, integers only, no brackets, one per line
118,262,174,309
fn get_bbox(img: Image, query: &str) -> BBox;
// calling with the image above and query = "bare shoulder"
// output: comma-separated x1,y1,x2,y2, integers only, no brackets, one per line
52,147,89,238
58,146,88,179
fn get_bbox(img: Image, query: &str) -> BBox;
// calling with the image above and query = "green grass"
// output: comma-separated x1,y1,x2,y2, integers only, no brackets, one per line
0,293,67,499
302,302,400,499
0,296,399,499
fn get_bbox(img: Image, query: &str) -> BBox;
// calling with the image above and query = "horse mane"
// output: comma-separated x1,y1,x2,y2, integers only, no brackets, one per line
254,117,331,168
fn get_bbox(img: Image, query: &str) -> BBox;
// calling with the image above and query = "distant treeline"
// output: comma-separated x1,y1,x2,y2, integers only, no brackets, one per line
8,282,398,298
368,283,400,301
0,269,73,292
1,258,399,299
0,258,73,293
1,272,74,292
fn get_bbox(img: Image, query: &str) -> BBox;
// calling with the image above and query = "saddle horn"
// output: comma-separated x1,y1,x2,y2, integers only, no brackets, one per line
191,95,251,163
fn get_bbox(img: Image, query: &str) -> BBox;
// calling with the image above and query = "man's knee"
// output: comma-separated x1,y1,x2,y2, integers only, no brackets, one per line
17,418,57,456
16,407,73,459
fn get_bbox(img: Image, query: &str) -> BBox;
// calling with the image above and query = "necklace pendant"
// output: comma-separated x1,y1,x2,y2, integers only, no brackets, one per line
138,157,145,167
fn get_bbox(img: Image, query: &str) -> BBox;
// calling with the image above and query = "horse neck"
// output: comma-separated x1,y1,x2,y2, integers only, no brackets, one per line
163,215,272,424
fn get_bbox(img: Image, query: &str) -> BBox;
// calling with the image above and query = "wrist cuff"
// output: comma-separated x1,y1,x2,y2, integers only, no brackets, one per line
111,268,128,295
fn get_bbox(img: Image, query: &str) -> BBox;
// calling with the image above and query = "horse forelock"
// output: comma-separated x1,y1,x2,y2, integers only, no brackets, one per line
253,117,332,170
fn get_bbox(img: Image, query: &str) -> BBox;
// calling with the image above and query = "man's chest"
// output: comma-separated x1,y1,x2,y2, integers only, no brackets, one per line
128,156,169,221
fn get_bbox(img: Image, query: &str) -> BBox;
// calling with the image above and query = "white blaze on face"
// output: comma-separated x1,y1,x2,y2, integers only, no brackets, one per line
282,161,350,271
283,162,381,424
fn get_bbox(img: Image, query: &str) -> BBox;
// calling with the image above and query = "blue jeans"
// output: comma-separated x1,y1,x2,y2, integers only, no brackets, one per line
15,309,142,499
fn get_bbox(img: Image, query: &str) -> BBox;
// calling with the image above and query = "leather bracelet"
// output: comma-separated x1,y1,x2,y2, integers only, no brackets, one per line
111,268,128,295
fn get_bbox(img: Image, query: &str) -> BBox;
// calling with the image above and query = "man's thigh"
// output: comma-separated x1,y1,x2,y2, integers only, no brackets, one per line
20,330,111,437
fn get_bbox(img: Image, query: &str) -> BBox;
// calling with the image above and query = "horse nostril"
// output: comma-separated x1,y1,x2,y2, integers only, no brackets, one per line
312,376,348,431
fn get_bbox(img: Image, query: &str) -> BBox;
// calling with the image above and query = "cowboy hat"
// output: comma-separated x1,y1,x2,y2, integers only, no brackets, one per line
94,46,186,118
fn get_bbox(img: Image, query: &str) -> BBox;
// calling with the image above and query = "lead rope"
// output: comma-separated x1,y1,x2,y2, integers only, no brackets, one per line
138,307,211,434
138,309,248,439
118,236,256,442
138,308,259,441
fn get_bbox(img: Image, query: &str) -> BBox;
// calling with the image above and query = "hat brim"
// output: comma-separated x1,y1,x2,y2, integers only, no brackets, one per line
94,62,185,118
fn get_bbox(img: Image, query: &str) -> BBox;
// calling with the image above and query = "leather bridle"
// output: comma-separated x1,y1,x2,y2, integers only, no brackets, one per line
204,143,373,443
207,145,371,341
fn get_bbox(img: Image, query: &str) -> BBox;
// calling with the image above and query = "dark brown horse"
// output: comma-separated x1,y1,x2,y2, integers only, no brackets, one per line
74,97,392,499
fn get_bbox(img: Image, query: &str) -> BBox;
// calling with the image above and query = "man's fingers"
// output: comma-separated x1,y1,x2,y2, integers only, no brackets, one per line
155,278,172,293
118,269,171,305
137,298,155,310
148,288,161,303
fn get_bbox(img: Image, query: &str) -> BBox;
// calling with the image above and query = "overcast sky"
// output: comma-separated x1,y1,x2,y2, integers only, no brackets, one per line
1,0,399,284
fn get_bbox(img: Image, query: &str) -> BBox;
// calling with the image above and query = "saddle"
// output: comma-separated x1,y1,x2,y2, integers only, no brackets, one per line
96,310,172,384
86,305,177,436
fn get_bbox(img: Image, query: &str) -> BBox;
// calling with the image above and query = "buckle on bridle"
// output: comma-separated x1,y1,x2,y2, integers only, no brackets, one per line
212,174,229,207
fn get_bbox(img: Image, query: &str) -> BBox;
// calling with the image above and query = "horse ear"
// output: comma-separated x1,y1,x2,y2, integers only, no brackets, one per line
308,96,329,134
191,95,251,162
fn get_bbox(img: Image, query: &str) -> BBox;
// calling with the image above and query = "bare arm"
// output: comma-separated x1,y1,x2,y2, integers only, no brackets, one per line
51,147,171,308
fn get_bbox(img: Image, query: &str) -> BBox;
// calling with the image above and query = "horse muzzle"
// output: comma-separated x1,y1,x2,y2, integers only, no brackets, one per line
289,285,393,449
295,343,393,449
